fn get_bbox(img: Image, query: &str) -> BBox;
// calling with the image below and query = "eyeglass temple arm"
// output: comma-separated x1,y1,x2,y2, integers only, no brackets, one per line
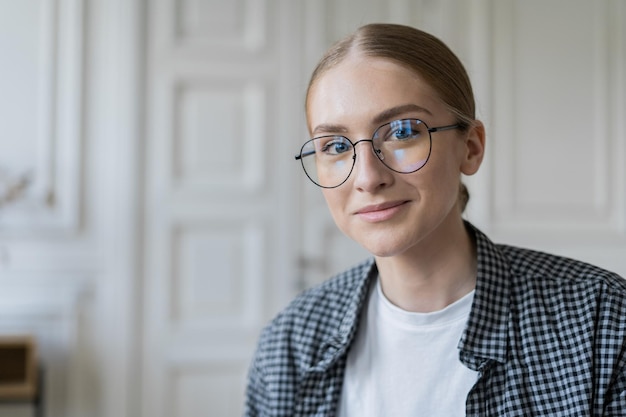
295,150,316,161
428,123,462,133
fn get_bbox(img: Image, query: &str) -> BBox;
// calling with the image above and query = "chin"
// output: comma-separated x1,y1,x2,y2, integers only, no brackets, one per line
366,246,408,258
358,236,411,258
351,223,435,258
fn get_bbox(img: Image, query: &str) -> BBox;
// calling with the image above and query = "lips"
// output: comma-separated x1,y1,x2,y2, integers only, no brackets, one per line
354,200,409,222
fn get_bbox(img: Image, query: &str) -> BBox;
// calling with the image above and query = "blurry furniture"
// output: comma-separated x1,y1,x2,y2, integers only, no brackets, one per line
0,336,42,417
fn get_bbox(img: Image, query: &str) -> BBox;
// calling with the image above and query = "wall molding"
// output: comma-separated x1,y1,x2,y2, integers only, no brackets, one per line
0,0,84,235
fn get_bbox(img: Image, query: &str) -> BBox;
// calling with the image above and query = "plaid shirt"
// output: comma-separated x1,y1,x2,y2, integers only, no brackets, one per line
245,225,626,416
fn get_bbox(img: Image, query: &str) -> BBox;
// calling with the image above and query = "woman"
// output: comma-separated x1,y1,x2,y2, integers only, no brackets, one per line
245,23,626,416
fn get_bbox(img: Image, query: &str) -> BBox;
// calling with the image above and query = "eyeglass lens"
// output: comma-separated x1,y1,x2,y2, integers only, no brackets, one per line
298,119,432,188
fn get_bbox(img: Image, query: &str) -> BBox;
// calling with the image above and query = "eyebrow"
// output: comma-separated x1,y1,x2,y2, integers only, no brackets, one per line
311,103,433,137
311,123,349,137
372,104,433,125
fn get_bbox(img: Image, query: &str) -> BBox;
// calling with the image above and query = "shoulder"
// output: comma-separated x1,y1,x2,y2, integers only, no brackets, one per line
284,257,375,320
497,245,626,324
498,244,626,293
253,258,375,369
273,257,374,332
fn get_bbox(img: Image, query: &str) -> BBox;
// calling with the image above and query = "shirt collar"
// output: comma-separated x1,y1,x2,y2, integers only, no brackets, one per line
458,223,511,366
321,259,376,356
307,258,376,373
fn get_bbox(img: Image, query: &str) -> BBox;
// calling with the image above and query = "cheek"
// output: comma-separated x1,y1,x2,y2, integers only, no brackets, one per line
321,189,345,217
412,155,462,205
321,189,352,233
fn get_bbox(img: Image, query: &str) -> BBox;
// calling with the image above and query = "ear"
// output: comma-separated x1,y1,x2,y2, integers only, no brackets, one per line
460,120,485,176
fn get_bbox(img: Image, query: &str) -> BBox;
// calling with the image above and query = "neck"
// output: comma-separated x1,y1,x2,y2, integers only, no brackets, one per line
374,217,477,313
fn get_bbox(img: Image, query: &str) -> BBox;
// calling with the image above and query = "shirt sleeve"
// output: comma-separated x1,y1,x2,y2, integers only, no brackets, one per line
603,363,626,416
243,355,269,417
599,279,626,416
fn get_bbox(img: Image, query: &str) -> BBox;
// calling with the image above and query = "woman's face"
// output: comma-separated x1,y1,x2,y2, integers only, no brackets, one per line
306,54,484,258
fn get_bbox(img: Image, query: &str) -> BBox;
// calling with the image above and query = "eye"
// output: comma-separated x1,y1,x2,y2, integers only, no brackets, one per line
393,127,414,139
387,120,422,141
320,137,352,155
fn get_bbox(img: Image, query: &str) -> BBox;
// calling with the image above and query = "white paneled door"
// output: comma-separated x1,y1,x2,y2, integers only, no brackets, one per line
142,1,302,416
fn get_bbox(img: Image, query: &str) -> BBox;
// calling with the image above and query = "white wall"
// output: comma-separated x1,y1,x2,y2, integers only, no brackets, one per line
0,1,624,417
0,0,141,416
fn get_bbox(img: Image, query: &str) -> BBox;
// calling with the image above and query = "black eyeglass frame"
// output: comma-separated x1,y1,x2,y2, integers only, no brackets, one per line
294,118,463,188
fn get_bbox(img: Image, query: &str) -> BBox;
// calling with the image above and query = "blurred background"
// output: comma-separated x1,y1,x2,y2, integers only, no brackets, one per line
0,0,624,416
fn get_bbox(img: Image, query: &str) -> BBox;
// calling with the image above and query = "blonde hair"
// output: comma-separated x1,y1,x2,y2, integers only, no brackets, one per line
306,23,475,211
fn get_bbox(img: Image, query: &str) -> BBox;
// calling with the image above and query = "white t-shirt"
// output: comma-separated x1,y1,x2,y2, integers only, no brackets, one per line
338,278,478,417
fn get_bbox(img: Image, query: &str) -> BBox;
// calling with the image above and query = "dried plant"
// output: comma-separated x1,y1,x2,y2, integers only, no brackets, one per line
0,172,31,209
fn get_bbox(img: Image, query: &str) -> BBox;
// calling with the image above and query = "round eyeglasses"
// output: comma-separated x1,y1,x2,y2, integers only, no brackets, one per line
295,118,462,188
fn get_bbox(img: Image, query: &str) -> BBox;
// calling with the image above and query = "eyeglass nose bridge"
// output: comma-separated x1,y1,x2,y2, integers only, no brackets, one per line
351,138,385,161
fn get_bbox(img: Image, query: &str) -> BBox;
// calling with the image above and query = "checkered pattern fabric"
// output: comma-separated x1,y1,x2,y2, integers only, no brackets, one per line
245,224,626,416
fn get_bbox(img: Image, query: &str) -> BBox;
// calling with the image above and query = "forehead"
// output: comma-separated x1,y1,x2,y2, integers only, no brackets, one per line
306,55,444,130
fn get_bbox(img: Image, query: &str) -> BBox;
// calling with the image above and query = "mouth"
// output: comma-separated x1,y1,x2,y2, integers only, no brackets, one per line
354,200,410,222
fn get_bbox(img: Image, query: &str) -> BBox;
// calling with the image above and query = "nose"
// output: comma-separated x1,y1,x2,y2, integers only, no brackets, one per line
351,140,393,192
